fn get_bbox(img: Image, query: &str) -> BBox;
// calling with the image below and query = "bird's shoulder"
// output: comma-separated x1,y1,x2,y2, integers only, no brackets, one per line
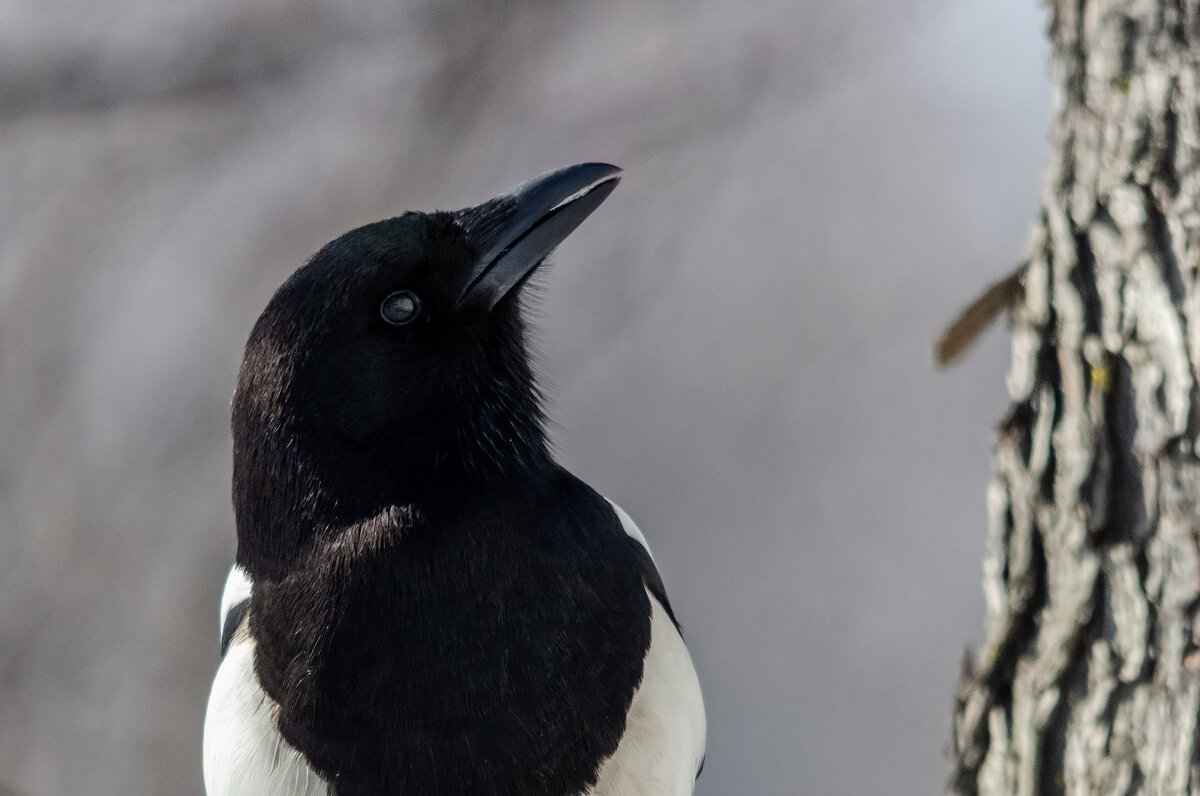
601,496,680,630
547,468,677,624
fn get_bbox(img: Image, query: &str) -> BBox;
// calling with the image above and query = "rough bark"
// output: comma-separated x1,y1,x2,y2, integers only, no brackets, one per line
950,2,1200,794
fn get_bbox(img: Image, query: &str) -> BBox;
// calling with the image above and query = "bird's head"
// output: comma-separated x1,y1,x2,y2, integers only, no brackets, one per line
231,164,620,567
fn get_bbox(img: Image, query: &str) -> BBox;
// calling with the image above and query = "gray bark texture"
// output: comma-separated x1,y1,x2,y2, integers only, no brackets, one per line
950,2,1200,794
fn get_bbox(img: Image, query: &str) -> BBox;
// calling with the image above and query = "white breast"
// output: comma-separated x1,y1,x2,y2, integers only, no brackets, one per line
203,627,327,796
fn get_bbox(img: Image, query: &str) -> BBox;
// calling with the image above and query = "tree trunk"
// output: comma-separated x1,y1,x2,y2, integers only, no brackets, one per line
950,3,1200,794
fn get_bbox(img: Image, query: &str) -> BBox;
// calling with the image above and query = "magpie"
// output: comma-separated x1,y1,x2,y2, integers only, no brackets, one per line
203,163,706,796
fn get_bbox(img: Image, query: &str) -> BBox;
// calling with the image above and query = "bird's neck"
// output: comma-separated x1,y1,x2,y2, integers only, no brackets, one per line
233,409,553,581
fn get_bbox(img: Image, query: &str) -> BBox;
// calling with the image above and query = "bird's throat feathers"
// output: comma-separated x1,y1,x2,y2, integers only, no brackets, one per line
231,298,550,579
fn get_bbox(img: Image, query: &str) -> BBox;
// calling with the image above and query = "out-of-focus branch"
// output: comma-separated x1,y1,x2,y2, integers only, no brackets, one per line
935,264,1025,368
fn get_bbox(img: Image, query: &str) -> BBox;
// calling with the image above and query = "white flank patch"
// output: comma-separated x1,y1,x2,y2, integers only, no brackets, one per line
587,591,707,795
593,499,706,795
203,628,328,796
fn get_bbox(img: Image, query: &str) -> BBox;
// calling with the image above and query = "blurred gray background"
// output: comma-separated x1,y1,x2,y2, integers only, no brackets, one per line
0,1,1051,794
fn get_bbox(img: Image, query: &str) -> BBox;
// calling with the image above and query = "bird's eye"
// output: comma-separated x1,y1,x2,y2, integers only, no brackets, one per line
380,291,421,326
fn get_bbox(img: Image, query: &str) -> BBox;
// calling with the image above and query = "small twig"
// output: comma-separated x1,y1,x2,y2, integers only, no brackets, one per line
935,264,1027,368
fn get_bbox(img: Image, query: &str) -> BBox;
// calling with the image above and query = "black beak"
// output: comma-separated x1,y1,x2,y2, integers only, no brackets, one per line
456,163,622,310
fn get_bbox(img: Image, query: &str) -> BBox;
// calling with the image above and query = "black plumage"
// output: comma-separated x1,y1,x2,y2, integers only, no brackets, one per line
208,164,700,795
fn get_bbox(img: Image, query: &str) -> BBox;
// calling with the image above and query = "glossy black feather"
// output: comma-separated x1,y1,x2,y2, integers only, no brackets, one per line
250,471,653,794
229,208,668,794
